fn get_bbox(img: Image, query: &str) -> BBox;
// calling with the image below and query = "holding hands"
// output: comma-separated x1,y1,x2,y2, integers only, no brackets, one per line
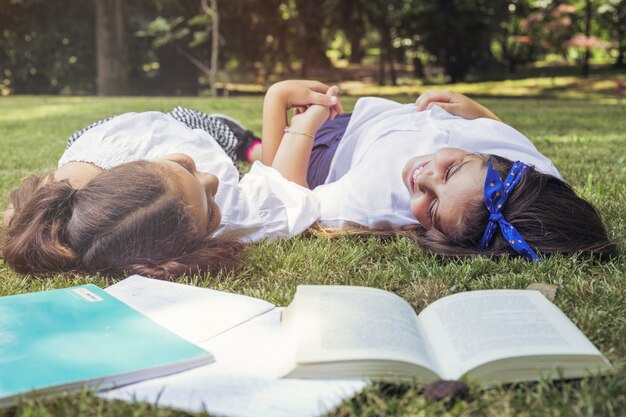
262,80,342,168
415,90,500,122
289,85,340,138
266,80,343,120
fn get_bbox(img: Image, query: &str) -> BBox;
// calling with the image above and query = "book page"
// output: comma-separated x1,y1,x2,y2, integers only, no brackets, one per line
418,290,605,379
292,286,439,373
105,275,275,344
102,308,368,417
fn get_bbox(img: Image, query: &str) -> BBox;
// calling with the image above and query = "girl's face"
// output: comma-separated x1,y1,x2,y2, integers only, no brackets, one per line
402,148,486,238
158,153,221,235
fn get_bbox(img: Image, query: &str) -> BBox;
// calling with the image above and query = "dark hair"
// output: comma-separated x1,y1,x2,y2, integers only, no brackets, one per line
2,161,243,280
410,154,617,260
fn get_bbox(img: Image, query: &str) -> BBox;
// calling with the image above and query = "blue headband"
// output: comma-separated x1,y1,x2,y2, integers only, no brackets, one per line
479,161,540,261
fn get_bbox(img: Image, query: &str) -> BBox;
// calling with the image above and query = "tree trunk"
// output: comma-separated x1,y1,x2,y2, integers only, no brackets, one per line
412,56,425,78
377,51,385,85
346,20,365,64
95,0,128,95
386,46,397,86
349,37,365,64
200,0,219,96
374,17,396,86
615,5,626,68
383,32,397,86
210,0,219,96
297,0,331,76
582,0,592,78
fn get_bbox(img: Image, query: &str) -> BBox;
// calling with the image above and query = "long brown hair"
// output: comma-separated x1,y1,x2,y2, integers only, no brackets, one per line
409,154,617,259
314,154,617,260
2,161,243,280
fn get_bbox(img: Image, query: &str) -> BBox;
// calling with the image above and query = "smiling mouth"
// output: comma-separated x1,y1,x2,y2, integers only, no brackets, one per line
408,161,430,192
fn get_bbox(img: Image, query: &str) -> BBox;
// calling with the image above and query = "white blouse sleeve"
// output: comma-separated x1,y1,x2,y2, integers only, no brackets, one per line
237,162,321,241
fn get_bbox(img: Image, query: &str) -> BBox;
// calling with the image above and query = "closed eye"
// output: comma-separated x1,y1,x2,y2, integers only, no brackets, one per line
429,162,456,223
444,161,464,182
432,158,471,229
427,199,437,224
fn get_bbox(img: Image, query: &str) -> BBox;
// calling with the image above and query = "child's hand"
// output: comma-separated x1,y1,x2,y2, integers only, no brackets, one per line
415,90,500,121
289,86,338,136
267,80,343,120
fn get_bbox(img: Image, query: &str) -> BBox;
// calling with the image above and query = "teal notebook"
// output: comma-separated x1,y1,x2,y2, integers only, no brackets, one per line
0,284,213,406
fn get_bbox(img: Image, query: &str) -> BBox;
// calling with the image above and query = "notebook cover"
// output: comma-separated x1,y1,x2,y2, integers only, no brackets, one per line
0,284,213,404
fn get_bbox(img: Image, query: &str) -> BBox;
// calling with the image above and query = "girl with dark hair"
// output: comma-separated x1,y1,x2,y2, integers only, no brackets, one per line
2,81,342,280
262,88,616,260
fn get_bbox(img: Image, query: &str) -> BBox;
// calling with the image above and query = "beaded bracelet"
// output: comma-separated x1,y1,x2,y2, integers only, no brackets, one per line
284,127,314,138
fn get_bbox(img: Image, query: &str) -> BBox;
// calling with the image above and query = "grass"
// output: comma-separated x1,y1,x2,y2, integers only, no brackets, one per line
338,73,626,101
0,87,625,416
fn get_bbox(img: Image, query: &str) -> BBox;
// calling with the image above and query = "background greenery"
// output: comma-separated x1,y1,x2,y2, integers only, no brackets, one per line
0,82,624,415
1,0,625,96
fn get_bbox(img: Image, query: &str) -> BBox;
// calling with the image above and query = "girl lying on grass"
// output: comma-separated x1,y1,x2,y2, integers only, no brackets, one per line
2,81,616,280
2,81,340,279
264,85,615,261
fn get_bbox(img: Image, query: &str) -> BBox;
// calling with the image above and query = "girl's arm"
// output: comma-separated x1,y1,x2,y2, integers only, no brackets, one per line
415,90,501,121
262,80,342,166
271,88,338,188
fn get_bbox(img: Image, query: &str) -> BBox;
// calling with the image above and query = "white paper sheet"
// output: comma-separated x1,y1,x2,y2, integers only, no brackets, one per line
102,309,367,417
105,275,275,343
103,276,367,417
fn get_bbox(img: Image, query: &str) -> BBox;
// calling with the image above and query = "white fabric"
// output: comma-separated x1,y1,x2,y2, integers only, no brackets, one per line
313,97,561,229
58,112,319,243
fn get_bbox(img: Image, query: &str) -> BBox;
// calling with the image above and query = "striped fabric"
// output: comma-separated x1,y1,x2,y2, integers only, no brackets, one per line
66,106,241,162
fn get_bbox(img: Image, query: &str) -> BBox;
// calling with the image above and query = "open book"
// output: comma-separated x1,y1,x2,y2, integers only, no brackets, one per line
279,285,612,386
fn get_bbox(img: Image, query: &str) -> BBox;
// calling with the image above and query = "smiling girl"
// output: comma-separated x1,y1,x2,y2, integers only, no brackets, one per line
265,88,615,260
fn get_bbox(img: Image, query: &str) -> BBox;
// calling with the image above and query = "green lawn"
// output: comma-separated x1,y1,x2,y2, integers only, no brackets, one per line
0,92,624,417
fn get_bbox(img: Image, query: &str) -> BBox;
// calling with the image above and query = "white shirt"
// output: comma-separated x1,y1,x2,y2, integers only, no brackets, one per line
58,112,319,243
313,97,561,229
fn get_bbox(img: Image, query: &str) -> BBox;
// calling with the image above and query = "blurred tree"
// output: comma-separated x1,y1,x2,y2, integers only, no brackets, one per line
411,0,503,83
0,0,96,94
362,0,406,85
556,1,616,76
499,1,577,71
218,0,288,81
295,0,331,76
138,0,293,87
96,0,129,95
491,0,537,74
582,0,593,76
597,0,626,67
326,0,368,63
132,0,201,95
204,0,219,96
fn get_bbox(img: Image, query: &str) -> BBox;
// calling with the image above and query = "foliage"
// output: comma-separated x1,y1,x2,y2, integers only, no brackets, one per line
400,0,507,83
597,0,626,67
0,0,96,94
1,0,626,93
0,90,625,416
